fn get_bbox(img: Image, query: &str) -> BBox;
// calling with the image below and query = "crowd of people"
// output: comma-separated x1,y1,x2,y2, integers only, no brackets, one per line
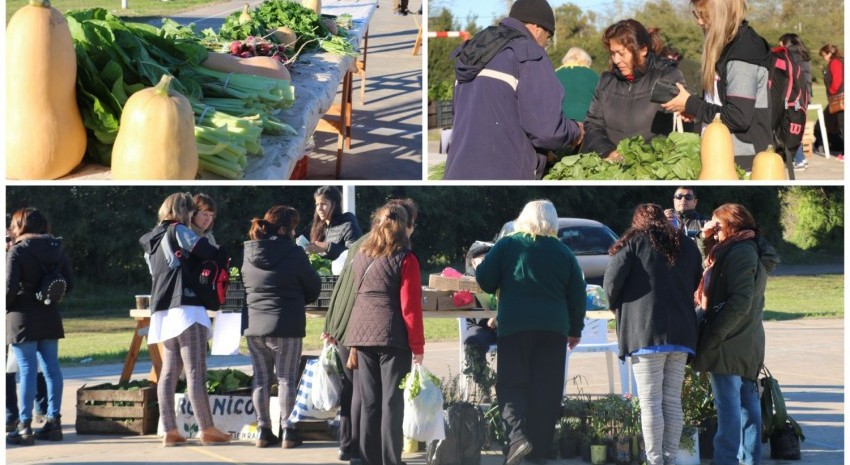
444,0,844,179
5,186,782,465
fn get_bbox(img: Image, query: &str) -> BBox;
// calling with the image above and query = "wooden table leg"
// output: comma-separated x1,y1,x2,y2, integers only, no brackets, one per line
119,318,149,384
148,342,164,384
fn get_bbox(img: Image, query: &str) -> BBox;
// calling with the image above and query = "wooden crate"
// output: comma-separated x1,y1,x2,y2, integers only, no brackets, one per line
428,273,482,294
76,383,158,435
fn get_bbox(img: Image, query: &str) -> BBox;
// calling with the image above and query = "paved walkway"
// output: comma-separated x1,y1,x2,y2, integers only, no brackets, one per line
165,0,423,180
6,319,843,464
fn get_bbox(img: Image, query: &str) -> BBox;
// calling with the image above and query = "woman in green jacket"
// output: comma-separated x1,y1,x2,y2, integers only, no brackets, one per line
474,200,586,465
693,203,779,465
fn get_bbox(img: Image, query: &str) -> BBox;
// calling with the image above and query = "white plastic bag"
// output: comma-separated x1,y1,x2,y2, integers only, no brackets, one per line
311,343,343,411
288,358,337,424
401,364,446,442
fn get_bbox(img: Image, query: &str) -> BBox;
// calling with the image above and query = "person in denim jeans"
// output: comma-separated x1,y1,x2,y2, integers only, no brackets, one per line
693,204,779,465
6,208,73,446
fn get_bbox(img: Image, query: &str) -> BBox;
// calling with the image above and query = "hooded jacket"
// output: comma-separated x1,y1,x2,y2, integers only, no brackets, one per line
582,53,685,157
241,235,322,338
6,234,73,343
684,21,772,158
692,235,780,380
139,221,218,312
603,233,703,360
444,17,582,180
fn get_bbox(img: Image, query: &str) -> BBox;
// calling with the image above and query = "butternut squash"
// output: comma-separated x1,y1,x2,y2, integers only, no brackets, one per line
698,114,738,180
303,0,322,15
750,145,787,180
6,0,86,180
202,52,291,81
111,75,198,180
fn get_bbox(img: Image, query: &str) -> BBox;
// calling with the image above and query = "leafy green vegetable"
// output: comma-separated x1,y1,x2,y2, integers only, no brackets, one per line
399,368,442,399
544,133,745,180
213,0,355,56
204,369,253,395
308,254,333,274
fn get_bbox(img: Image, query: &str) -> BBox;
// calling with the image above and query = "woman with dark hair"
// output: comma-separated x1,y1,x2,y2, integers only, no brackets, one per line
139,193,231,447
306,186,363,261
474,200,587,465
6,208,73,446
778,33,812,169
241,205,322,448
819,44,844,159
662,0,772,171
694,203,779,465
603,204,702,465
191,193,218,245
344,201,424,465
582,19,685,161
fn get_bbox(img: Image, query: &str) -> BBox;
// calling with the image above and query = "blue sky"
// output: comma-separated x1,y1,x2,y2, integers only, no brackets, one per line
436,0,645,29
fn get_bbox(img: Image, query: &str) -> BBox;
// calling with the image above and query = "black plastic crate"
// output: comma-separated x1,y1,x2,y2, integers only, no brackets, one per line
435,100,453,129
306,276,336,309
221,279,245,312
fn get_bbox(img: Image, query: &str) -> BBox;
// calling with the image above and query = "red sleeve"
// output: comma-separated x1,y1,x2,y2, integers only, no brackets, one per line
829,59,843,95
400,253,424,355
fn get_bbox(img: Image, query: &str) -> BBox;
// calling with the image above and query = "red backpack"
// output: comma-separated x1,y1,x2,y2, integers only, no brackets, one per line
167,224,230,310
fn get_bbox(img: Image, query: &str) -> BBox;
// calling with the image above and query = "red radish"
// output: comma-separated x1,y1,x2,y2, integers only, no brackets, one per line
230,41,242,54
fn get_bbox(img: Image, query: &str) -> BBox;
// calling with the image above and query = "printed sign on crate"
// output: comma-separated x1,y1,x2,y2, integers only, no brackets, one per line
157,393,281,441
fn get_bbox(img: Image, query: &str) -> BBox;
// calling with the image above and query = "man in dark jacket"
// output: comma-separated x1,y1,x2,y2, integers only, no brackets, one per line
664,186,708,238
444,0,584,180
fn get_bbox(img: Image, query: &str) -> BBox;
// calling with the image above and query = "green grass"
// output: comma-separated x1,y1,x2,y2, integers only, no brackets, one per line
55,274,842,367
6,0,229,23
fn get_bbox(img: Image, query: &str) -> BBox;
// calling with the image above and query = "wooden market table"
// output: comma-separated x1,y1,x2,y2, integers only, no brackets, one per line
63,0,377,181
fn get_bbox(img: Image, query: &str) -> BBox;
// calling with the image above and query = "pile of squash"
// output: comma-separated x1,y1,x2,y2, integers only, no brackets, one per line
699,115,787,181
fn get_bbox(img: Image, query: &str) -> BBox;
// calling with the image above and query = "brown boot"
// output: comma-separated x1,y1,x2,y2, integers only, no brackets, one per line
162,429,187,447
200,427,232,446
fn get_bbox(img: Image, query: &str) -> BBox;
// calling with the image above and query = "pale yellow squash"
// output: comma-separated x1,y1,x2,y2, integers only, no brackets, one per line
698,114,738,180
6,0,86,180
750,146,787,180
111,75,198,180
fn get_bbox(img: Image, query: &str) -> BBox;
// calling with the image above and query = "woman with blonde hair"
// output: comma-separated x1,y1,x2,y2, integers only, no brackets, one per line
694,203,779,465
139,193,231,447
474,200,587,465
343,201,424,465
662,0,772,170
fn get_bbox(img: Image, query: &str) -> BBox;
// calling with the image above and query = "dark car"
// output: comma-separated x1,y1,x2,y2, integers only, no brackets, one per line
467,218,619,286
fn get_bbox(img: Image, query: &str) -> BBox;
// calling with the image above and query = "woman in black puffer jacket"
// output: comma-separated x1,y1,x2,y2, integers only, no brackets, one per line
582,19,685,161
6,208,73,446
241,205,321,448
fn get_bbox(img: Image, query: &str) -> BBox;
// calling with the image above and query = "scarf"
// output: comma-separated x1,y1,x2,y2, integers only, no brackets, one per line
694,229,756,310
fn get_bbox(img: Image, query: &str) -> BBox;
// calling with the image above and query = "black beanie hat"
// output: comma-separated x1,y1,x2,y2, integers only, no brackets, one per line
510,0,556,35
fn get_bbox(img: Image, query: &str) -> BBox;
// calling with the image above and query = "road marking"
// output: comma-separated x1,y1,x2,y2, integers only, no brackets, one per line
188,446,246,464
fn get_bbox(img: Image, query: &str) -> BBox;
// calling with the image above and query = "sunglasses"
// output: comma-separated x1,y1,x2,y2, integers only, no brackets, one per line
673,194,695,200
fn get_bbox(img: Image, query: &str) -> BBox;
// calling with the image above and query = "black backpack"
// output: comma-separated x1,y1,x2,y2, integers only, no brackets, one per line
35,262,67,306
166,225,230,311
768,46,809,179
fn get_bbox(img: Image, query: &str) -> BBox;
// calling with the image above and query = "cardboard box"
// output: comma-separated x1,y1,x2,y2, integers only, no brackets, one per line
422,287,451,311
428,274,483,294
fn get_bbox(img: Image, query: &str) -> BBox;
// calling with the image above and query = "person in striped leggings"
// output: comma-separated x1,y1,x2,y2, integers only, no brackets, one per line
241,205,321,448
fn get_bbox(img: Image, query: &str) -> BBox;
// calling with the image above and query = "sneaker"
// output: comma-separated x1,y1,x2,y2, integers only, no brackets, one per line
837,154,844,161
505,438,533,465
793,161,807,170
393,10,408,16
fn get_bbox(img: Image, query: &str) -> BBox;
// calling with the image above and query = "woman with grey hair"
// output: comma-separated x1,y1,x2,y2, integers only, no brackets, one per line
556,47,600,125
473,200,587,465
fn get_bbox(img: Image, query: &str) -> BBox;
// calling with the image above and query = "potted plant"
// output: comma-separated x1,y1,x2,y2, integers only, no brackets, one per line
681,366,717,459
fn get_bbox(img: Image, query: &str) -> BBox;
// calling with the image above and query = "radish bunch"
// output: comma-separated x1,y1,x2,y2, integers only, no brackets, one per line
229,36,288,64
